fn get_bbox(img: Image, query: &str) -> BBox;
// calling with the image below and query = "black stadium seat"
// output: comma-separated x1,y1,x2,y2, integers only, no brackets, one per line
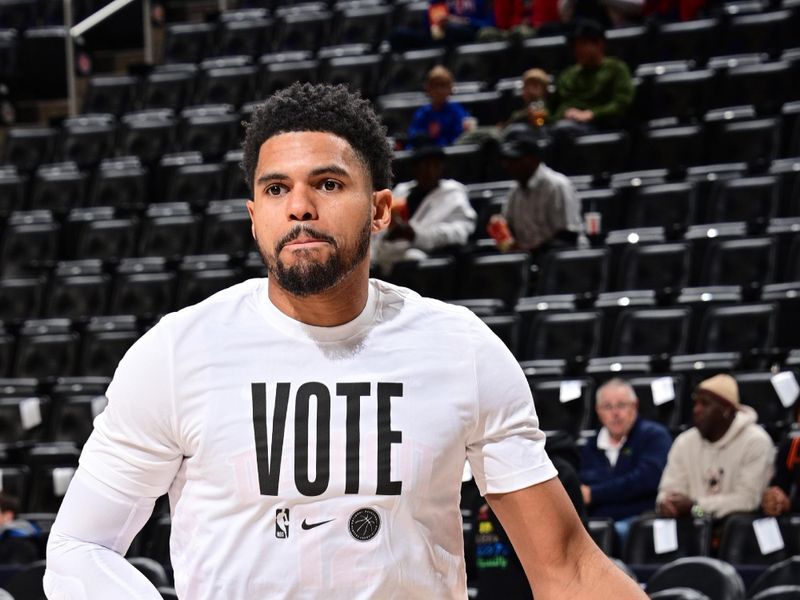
14,318,79,379
164,22,216,64
518,310,601,363
700,237,776,290
646,557,746,600
448,41,512,85
695,303,776,355
718,513,799,565
535,248,609,298
623,516,711,566
142,68,196,112
637,125,704,175
0,277,44,323
110,257,176,319
119,110,178,166
3,127,58,174
457,253,530,310
216,9,273,58
748,556,800,598
527,378,593,437
82,74,138,117
138,202,200,259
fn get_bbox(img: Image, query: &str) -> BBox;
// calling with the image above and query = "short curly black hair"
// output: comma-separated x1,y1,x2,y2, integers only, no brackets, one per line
241,83,392,193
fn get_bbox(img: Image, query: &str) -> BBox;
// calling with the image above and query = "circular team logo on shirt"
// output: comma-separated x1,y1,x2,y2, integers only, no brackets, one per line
349,508,380,541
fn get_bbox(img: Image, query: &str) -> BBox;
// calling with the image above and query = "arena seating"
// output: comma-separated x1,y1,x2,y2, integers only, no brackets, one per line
0,0,797,596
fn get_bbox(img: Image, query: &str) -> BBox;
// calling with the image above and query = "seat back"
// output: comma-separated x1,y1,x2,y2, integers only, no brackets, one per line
646,556,746,600
623,516,711,566
528,378,593,437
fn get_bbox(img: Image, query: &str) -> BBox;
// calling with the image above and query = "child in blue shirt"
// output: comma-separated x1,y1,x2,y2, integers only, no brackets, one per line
408,66,473,147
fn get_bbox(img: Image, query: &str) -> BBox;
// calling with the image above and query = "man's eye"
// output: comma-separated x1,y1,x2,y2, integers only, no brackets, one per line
322,180,341,191
266,184,284,196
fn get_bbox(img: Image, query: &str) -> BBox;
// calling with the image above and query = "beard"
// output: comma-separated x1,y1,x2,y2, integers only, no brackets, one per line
257,217,371,298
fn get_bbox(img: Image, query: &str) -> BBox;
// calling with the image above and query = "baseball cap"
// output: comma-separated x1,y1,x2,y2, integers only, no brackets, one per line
499,126,545,159
522,68,550,86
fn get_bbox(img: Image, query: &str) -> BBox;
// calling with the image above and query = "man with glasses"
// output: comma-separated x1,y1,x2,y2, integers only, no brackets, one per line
657,374,774,521
580,378,672,541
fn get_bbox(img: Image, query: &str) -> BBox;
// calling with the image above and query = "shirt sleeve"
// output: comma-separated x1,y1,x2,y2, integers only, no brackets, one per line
465,315,557,495
79,317,184,498
45,469,162,600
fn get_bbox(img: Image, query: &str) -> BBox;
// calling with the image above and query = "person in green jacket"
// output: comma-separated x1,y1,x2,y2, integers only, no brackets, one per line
552,19,635,133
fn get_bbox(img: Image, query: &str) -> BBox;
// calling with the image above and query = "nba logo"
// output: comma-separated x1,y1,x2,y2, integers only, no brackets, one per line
276,509,289,539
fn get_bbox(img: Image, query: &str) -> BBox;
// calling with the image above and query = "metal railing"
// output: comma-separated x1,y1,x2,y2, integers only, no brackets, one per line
63,0,154,116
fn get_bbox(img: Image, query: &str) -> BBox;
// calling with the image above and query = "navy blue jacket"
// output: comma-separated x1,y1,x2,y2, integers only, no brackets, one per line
579,417,673,520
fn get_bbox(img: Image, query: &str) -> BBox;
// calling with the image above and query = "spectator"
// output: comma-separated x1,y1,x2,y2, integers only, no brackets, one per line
761,401,800,517
551,20,635,135
487,126,586,260
0,492,39,564
580,378,672,541
506,68,552,129
390,0,495,51
657,374,775,521
371,142,476,275
408,66,474,147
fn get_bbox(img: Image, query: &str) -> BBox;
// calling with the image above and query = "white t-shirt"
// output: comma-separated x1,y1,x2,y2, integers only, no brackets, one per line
79,278,556,599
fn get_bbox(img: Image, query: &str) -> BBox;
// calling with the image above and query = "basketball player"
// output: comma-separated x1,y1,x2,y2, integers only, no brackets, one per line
44,83,645,599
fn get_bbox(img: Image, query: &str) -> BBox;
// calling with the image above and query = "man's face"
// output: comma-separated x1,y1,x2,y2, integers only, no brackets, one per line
426,78,453,106
573,38,604,67
412,156,444,191
596,386,638,440
692,391,730,440
502,155,539,184
246,131,388,297
522,80,546,104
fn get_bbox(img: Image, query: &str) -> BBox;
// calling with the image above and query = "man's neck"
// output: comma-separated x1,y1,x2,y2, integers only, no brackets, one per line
267,262,371,327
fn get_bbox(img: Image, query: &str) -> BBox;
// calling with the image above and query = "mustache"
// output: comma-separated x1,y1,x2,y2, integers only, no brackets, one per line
276,225,337,252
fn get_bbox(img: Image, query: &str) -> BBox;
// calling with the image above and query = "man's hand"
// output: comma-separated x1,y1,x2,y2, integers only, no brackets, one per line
762,486,791,517
385,217,415,241
580,484,592,506
563,108,594,123
658,492,693,518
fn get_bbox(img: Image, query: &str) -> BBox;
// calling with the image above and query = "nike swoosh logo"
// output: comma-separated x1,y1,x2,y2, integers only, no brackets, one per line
301,518,335,530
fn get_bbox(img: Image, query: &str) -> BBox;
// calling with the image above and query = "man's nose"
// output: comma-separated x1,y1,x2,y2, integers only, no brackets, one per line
286,185,318,221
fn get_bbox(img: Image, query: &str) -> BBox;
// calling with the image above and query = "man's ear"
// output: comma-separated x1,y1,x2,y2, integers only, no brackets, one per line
371,189,393,233
246,199,257,239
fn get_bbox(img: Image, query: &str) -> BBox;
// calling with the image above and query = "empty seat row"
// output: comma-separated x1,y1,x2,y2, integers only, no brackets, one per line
0,253,265,323
0,202,253,274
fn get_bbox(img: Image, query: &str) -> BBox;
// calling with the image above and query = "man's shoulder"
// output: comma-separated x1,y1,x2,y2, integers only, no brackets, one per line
637,417,671,435
373,278,484,333
670,426,701,449
534,163,574,192
437,178,468,194
159,278,262,330
602,56,632,75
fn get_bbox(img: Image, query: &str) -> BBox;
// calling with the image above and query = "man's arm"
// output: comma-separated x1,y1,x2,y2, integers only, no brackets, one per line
45,319,183,597
44,469,162,599
488,478,646,599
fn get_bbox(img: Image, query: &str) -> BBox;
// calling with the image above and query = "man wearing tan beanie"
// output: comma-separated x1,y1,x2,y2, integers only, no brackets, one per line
656,374,775,520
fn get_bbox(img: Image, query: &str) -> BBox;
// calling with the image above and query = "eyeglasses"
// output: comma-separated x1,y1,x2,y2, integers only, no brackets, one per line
596,402,634,412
